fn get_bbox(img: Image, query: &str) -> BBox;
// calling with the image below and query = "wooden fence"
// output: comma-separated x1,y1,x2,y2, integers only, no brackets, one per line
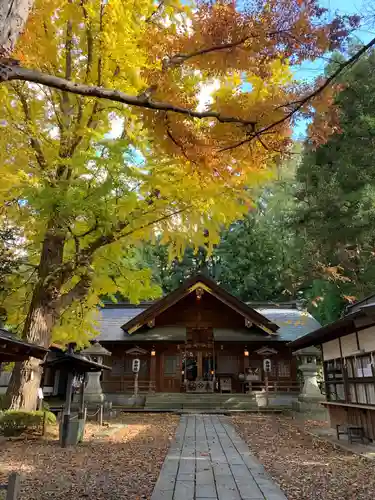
0,473,21,500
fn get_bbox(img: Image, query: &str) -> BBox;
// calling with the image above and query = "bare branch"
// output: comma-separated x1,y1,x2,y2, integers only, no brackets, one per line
13,85,48,170
163,29,315,70
164,36,249,69
97,1,104,87
75,217,100,239
81,205,191,260
165,113,194,163
145,1,164,23
58,10,74,167
220,35,375,152
81,0,93,83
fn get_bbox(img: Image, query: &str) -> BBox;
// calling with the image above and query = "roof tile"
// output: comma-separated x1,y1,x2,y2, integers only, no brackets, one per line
94,306,321,342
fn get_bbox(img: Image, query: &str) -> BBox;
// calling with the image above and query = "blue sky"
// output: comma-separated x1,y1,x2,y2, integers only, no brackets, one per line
295,0,371,82
293,0,373,136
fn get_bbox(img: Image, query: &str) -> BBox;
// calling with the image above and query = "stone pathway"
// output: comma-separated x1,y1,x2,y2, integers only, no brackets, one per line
151,414,287,500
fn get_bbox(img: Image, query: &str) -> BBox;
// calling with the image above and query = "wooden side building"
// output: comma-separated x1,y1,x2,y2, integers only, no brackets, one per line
290,294,375,440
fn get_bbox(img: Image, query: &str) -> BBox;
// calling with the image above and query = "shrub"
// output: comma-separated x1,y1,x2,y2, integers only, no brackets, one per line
0,410,56,436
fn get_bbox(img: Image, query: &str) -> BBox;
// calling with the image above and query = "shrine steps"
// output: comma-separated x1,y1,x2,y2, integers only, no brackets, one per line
144,393,259,411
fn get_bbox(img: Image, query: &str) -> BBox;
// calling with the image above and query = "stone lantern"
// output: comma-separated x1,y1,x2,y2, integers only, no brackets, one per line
80,341,111,404
293,345,324,411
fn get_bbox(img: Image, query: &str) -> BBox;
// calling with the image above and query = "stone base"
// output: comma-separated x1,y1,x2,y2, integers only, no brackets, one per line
255,392,299,408
84,393,105,404
128,395,146,407
73,392,105,405
104,393,146,407
298,393,324,402
292,398,327,417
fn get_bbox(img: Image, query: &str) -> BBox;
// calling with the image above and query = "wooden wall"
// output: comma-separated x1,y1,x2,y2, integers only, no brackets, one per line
155,292,246,329
323,325,375,360
100,340,297,394
327,404,375,441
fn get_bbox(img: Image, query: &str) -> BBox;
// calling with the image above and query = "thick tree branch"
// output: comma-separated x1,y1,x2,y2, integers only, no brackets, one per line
1,35,372,154
55,273,92,311
83,205,191,258
50,205,192,296
0,65,257,127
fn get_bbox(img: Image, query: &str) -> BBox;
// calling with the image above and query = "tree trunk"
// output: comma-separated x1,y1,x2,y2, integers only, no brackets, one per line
6,300,56,410
0,0,34,56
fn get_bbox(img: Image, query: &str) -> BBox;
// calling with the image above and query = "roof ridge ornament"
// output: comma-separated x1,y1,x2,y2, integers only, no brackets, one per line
125,347,148,356
255,346,278,356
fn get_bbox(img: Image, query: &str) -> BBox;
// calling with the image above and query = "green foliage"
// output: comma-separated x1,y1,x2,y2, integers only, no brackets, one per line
294,50,375,313
304,280,346,325
140,161,305,302
0,410,56,436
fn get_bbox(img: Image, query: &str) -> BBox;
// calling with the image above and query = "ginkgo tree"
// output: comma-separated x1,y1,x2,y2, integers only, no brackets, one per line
0,0,363,410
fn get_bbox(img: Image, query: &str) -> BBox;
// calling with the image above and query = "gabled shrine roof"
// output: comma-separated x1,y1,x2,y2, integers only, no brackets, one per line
120,274,279,335
94,303,321,343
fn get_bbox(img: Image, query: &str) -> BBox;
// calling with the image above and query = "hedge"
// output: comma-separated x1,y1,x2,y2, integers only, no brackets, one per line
0,410,56,436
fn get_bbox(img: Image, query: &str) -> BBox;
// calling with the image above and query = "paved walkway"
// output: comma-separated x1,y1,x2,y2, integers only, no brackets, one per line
151,414,287,500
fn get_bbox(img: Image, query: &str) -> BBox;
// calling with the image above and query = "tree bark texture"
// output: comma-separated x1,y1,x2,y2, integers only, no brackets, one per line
6,228,65,411
6,300,56,410
0,0,34,56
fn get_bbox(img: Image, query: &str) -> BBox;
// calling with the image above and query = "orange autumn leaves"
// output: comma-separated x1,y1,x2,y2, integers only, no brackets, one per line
12,1,355,179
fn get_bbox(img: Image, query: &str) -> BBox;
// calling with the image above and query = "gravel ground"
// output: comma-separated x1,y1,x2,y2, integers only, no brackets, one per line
0,413,179,500
232,414,375,500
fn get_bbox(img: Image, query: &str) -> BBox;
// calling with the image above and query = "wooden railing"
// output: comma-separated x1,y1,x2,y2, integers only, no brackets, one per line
261,381,300,393
102,380,156,393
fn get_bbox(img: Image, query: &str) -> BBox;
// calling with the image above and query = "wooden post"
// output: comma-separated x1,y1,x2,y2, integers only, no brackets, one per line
98,404,103,426
184,345,187,386
197,351,203,378
149,354,156,392
6,473,21,500
53,369,60,396
78,376,85,419
61,371,74,448
265,373,269,408
134,371,139,398
212,341,215,393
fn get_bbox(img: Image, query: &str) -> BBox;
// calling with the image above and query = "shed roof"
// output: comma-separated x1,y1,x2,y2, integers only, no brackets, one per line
289,304,375,350
42,352,111,373
0,328,49,362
